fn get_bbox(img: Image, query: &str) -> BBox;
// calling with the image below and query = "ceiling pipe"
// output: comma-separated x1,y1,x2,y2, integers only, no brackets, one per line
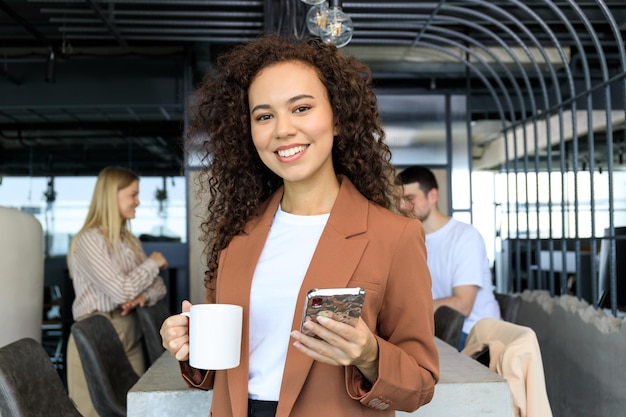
34,0,260,4
84,0,129,47
0,0,54,47
44,8,264,18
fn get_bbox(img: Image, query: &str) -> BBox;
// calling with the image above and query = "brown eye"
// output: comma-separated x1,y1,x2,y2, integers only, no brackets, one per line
294,105,310,113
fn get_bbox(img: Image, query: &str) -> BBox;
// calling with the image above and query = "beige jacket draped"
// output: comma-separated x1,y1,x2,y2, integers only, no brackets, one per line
181,177,439,417
462,318,553,417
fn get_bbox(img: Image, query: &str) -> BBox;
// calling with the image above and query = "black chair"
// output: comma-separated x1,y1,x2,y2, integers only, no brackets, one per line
434,305,466,349
495,292,521,323
71,315,139,417
136,298,171,367
0,337,82,417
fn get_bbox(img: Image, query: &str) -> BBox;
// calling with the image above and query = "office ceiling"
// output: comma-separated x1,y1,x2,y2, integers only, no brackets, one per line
1,0,625,177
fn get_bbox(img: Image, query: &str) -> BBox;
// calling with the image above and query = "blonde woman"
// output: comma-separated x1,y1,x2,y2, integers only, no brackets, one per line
66,166,167,417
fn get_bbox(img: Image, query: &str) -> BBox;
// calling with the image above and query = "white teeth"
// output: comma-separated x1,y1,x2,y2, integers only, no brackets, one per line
277,145,307,157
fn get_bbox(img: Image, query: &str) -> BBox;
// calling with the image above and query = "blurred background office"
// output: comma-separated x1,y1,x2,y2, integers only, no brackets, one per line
1,2,626,417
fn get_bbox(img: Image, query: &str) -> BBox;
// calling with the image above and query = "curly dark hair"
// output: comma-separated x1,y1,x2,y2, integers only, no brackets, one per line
187,34,396,285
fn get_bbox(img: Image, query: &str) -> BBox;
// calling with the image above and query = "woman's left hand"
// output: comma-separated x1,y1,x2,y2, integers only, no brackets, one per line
121,294,147,316
290,317,379,383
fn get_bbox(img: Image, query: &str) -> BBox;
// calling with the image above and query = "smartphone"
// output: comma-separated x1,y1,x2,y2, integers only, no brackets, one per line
300,287,366,337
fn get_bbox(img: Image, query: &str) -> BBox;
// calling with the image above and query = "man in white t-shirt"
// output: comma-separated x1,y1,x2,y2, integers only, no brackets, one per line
396,165,501,350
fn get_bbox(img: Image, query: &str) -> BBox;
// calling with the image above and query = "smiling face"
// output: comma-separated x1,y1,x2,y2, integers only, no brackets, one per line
248,60,337,187
117,179,140,220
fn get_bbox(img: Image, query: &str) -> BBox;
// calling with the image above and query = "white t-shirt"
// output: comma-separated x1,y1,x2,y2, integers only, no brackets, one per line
426,218,501,334
248,206,329,401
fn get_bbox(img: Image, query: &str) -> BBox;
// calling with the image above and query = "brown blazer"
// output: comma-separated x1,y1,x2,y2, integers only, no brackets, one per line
181,177,439,417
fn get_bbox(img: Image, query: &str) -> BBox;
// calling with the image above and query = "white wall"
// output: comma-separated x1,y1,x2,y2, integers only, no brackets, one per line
0,206,44,347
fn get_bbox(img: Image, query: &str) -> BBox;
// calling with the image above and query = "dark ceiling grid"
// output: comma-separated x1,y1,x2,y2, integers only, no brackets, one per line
84,0,128,47
0,0,625,176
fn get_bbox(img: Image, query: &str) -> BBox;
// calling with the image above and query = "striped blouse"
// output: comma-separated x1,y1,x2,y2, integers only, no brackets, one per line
70,227,167,320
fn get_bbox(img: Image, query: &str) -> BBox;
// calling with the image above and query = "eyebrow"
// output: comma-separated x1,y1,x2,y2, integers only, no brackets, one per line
250,94,315,114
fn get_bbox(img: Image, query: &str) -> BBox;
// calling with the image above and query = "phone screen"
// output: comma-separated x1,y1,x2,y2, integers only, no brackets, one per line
300,287,366,337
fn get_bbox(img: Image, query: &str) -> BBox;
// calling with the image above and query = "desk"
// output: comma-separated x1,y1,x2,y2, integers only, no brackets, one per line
128,338,511,417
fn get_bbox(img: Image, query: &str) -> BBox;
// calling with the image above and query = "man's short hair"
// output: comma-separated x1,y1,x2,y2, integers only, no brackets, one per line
396,165,439,193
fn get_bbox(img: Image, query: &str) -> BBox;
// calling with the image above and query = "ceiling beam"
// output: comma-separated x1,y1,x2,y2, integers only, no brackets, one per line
0,0,53,46
84,0,129,47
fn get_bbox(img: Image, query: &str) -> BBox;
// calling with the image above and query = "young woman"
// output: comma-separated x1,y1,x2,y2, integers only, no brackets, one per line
66,166,168,417
161,34,439,417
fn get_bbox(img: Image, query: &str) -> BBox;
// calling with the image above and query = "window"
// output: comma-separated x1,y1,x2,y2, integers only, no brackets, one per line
0,176,187,256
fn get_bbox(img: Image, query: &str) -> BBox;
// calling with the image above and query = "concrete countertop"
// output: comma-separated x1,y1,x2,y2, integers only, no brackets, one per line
128,338,511,417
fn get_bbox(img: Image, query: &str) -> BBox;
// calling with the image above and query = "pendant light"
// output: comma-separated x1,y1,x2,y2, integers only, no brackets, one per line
320,0,353,47
306,2,329,37
302,0,353,48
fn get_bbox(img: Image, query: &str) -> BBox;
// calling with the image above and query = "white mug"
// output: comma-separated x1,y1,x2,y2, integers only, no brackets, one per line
181,303,243,370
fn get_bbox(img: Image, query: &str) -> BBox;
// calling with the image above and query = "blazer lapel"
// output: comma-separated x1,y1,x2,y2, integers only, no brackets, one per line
277,178,370,416
220,191,283,417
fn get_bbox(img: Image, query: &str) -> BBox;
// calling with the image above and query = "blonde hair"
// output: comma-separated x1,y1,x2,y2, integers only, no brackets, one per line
67,166,141,273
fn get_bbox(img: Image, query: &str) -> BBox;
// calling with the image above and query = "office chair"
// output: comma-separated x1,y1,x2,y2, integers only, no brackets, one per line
136,298,171,367
0,337,82,417
71,315,140,417
434,305,466,349
495,292,521,323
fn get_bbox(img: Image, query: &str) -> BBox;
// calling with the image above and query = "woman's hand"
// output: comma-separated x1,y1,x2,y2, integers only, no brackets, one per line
160,300,192,361
120,294,146,316
149,251,169,270
290,317,379,383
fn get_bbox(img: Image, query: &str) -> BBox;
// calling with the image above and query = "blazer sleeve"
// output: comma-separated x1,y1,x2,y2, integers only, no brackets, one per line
346,219,439,412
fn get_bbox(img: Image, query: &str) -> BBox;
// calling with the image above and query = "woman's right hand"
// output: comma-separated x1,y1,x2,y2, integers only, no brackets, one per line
149,251,168,270
160,300,192,361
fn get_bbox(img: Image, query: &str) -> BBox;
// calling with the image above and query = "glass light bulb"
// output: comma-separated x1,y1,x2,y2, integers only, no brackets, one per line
319,6,353,48
301,0,326,4
306,2,329,37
